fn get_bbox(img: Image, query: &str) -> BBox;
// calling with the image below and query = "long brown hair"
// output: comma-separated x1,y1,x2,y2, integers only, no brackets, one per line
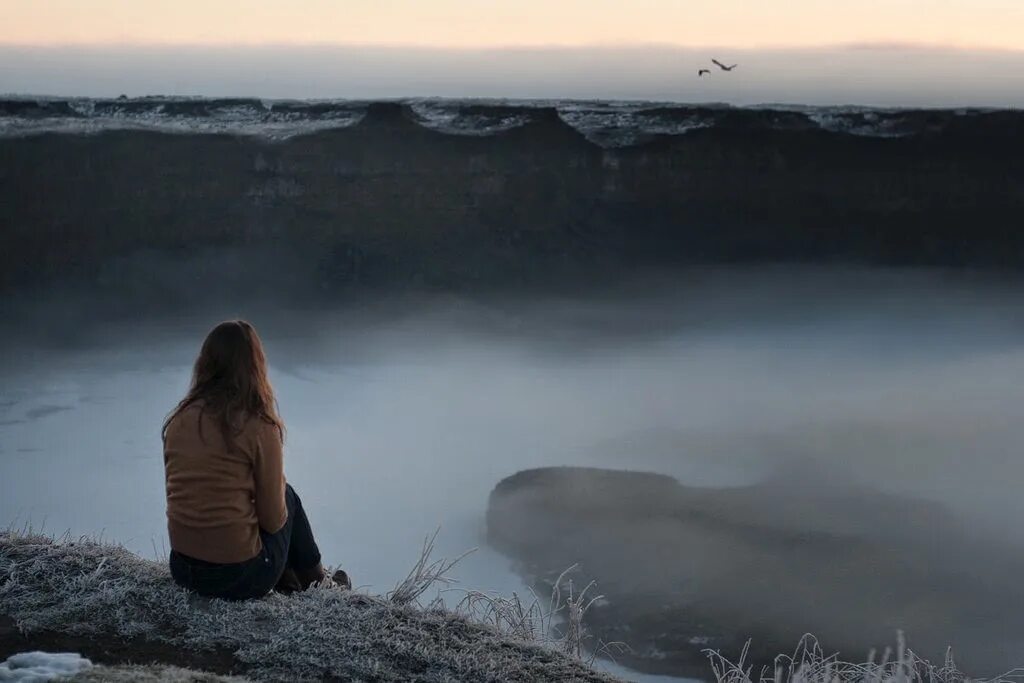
162,320,284,451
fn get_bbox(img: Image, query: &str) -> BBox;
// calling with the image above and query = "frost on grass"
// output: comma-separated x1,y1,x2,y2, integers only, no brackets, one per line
73,663,248,682
0,531,617,682
705,633,1024,683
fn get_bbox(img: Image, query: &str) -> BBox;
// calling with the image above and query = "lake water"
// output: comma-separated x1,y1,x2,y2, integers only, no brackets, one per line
4,268,1024,679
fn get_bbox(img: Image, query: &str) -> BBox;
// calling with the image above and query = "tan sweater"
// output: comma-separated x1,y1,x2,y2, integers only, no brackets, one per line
163,403,288,564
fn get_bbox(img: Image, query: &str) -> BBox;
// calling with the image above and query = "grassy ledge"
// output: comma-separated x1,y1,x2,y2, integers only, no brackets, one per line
0,531,617,682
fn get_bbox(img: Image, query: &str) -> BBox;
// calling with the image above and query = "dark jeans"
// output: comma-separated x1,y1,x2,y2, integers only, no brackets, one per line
169,483,322,600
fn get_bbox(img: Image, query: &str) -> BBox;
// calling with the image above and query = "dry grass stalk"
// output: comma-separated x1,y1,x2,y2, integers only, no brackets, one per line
449,563,628,666
386,528,476,606
705,633,1024,683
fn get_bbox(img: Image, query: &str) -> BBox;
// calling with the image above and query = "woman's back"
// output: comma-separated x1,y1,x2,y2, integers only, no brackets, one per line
161,320,342,600
164,403,286,564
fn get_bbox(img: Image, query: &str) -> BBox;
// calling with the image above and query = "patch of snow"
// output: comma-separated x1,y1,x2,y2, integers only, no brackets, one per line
0,96,363,140
0,96,1009,143
804,109,910,137
0,115,363,140
411,102,530,135
559,107,710,146
0,652,92,682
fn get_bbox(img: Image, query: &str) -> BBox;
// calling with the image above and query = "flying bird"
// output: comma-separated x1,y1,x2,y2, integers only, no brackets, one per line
711,59,738,72
698,69,711,77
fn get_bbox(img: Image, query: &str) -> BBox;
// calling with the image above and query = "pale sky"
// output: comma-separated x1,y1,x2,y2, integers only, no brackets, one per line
3,1,1024,105
4,0,1024,50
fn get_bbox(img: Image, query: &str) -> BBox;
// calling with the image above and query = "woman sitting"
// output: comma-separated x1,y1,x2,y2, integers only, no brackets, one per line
162,320,349,599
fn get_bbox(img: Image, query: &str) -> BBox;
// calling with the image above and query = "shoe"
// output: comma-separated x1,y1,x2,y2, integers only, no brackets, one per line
331,569,352,590
295,562,332,589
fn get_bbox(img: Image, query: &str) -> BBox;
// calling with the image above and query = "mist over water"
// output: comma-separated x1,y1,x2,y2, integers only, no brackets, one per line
3,267,1024,671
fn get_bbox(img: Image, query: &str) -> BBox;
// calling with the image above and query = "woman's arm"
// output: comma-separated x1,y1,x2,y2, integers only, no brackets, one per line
252,421,288,534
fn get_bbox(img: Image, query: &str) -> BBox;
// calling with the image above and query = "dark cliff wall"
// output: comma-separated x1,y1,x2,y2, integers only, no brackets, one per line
3,103,1023,292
